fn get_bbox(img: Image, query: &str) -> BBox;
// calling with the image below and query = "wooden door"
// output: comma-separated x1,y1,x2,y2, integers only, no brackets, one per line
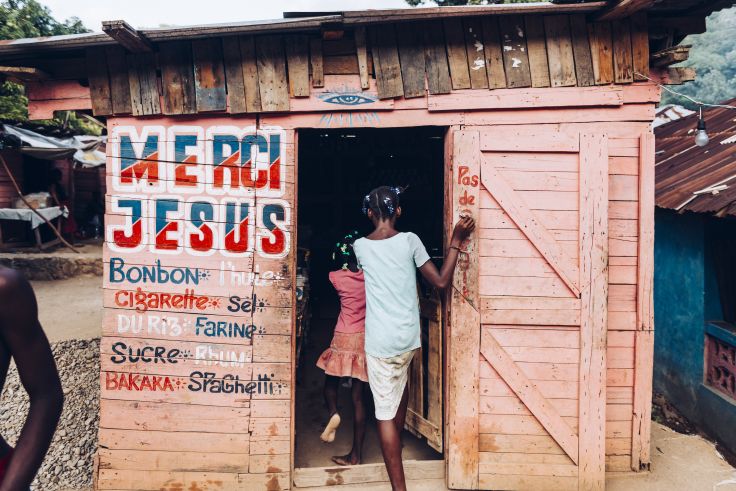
405,289,443,451
447,128,609,490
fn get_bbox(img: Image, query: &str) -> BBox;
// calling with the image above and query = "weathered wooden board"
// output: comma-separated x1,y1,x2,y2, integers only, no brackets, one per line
285,35,310,97
309,37,324,88
354,27,370,90
631,12,649,81
424,20,453,94
159,41,197,115
222,37,247,114
544,15,577,87
612,19,634,84
256,35,290,112
463,18,489,90
86,47,113,116
127,53,160,116
192,38,227,112
481,17,506,89
589,22,615,85
498,15,532,88
371,24,404,99
240,36,262,113
570,14,596,87
396,23,427,98
524,16,550,88
444,18,471,90
106,46,132,115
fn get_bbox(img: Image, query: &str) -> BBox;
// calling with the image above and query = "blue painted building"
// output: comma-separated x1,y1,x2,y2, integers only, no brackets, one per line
654,101,736,452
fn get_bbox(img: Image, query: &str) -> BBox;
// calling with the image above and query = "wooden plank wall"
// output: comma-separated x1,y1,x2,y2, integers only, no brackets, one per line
98,117,295,490
84,13,650,116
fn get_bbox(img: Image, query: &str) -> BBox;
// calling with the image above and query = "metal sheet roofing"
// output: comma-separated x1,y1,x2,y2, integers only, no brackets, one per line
655,98,736,216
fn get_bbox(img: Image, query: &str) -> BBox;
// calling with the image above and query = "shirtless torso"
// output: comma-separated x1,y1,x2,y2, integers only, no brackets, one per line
0,267,63,490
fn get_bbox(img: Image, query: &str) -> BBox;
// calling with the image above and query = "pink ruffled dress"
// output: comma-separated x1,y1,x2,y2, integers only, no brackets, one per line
316,269,368,382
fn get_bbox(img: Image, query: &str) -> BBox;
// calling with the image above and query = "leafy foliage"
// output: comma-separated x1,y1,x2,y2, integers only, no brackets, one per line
0,0,98,134
661,7,736,108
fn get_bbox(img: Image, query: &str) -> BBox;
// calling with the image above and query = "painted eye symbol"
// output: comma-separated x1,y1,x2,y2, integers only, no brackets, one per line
321,94,376,105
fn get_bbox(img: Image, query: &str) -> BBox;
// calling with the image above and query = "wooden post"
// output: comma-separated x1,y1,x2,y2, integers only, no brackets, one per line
578,132,608,490
632,130,655,471
447,130,480,489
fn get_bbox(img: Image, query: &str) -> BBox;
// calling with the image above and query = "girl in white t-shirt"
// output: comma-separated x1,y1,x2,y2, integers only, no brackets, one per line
353,186,474,491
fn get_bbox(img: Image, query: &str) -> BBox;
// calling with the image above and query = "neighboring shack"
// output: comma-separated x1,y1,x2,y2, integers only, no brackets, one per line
0,1,731,489
654,99,736,455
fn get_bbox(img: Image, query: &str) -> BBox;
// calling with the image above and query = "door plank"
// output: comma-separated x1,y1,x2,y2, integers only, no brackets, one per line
447,130,481,489
452,131,481,306
480,330,579,464
480,162,580,296
578,132,609,490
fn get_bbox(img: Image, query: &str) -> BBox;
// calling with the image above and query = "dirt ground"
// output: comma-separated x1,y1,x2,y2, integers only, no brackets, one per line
31,275,101,342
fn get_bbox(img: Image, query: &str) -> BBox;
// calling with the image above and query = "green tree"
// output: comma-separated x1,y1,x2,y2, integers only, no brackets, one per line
0,0,96,133
660,6,736,108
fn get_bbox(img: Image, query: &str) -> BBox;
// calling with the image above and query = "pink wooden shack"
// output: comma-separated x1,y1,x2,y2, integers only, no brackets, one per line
0,1,730,489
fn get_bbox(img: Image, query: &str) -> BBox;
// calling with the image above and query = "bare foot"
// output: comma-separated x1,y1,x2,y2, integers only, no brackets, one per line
331,454,361,466
320,413,341,443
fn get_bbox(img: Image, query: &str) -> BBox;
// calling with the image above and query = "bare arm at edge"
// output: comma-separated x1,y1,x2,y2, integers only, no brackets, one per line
0,269,63,491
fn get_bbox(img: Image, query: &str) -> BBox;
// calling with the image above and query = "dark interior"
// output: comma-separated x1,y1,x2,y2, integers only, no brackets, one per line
295,126,446,467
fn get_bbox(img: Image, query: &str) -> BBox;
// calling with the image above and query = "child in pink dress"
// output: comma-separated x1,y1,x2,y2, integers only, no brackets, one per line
316,232,368,466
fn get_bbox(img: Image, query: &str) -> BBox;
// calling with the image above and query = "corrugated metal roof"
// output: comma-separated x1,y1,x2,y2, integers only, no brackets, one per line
655,98,736,216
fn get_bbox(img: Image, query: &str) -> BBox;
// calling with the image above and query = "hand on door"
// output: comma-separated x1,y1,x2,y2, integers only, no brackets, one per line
451,215,476,247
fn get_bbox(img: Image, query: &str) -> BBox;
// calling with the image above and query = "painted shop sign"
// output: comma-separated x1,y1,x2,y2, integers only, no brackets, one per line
103,119,293,418
107,124,290,258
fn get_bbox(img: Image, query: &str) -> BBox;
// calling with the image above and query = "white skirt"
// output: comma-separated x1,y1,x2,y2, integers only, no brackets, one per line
366,349,417,420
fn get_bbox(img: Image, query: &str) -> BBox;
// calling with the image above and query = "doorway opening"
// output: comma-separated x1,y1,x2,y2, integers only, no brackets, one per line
294,127,446,475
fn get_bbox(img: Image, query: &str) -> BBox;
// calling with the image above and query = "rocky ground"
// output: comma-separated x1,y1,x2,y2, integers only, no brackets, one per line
0,338,99,491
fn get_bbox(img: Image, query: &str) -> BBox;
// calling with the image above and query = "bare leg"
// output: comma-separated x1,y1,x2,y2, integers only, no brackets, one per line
332,379,366,466
324,375,339,416
394,384,409,435
377,386,410,491
321,375,342,443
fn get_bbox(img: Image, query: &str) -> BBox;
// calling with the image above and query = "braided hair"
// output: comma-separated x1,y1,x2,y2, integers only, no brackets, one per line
331,231,360,271
362,186,405,220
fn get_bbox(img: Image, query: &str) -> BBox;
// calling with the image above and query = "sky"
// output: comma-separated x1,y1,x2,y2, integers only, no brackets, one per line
41,0,411,31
